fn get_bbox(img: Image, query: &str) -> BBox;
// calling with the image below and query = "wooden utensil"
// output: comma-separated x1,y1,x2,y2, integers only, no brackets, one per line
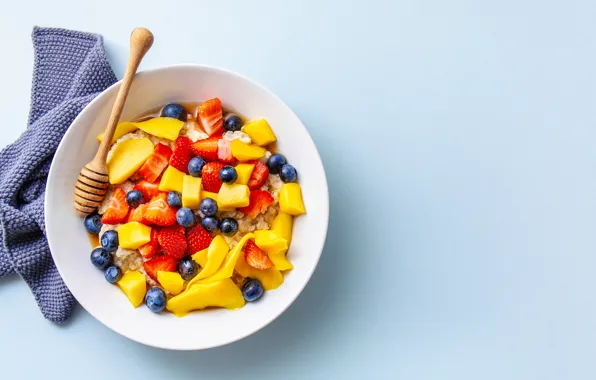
73,28,154,218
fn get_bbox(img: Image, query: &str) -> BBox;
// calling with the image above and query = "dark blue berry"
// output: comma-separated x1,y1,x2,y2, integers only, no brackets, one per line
145,287,167,313
224,115,243,132
220,217,239,236
242,278,264,302
162,103,187,121
104,265,122,283
90,248,112,270
201,216,220,232
267,154,286,174
219,166,237,183
176,208,196,227
100,230,119,253
199,198,218,216
84,213,102,235
167,191,182,208
126,190,144,207
279,164,298,183
188,157,206,177
177,256,198,281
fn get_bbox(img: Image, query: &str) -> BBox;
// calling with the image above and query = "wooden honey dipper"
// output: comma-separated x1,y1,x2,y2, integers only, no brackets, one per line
74,28,154,217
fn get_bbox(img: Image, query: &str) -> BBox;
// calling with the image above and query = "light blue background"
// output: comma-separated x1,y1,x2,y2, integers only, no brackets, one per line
1,0,596,379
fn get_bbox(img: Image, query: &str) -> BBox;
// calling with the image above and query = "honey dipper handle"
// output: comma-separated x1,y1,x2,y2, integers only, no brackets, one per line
93,28,154,166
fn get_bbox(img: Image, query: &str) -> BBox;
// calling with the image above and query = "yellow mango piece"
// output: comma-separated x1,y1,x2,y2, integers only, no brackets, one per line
268,250,293,271
230,140,266,161
182,175,202,209
254,230,288,253
157,271,185,296
107,138,154,184
135,117,184,140
217,183,250,208
116,271,147,308
234,163,255,185
159,166,185,193
242,119,277,146
194,233,254,284
279,183,306,215
166,278,245,317
271,212,293,243
188,235,230,285
117,222,152,249
97,122,138,144
201,190,235,212
235,249,284,290
191,248,208,267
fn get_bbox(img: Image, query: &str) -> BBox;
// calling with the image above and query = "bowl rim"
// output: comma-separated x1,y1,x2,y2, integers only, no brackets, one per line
45,63,329,350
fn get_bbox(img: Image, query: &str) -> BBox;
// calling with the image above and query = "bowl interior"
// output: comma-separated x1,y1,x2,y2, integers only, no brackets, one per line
45,65,328,350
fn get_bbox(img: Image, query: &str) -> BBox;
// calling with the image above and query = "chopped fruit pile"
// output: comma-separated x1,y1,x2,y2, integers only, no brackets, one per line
82,100,306,316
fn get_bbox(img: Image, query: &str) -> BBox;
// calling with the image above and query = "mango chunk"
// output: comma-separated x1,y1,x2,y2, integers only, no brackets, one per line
242,119,277,146
157,271,185,296
235,249,284,290
191,248,209,267
97,122,138,144
230,140,266,161
234,163,255,185
107,138,154,184
194,233,254,284
271,212,293,243
254,230,288,253
182,175,202,209
188,235,230,285
201,190,235,211
166,278,245,317
268,250,293,271
116,271,147,308
159,166,185,193
217,183,250,208
279,183,306,215
117,222,152,249
135,117,184,140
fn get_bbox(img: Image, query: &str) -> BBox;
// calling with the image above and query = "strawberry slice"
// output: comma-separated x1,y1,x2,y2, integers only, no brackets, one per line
190,136,219,161
217,139,236,163
196,98,224,136
143,255,178,281
126,204,147,223
238,190,274,219
157,225,188,259
139,143,173,182
169,136,193,174
133,180,161,200
138,228,159,259
244,239,273,270
101,188,129,224
186,224,213,256
201,161,226,192
142,193,177,226
247,160,269,190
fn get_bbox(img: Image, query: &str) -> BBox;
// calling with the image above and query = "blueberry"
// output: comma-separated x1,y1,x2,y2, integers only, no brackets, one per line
126,190,144,207
90,248,112,270
220,217,239,236
104,265,122,283
145,287,167,313
199,198,218,216
176,208,196,227
219,166,237,184
224,115,243,132
188,157,206,177
167,191,182,208
242,278,264,302
100,230,119,253
201,216,220,232
162,103,187,121
177,256,198,281
279,164,298,183
267,154,287,174
84,213,102,235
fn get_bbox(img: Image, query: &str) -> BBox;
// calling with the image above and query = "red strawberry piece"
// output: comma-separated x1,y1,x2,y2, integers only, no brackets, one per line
126,204,147,223
169,136,193,174
143,255,178,281
186,224,213,255
190,136,219,161
238,190,274,219
217,139,236,163
133,180,161,200
196,98,223,136
139,143,173,182
247,160,269,190
201,161,226,192
157,225,188,259
138,228,159,259
142,193,177,226
244,239,273,270
100,188,129,224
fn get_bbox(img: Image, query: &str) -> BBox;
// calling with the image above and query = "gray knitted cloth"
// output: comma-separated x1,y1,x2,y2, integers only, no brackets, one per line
0,27,116,323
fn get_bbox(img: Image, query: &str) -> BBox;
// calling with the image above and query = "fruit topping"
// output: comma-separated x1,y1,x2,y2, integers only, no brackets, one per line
101,188,129,225
238,190,274,219
157,225,188,259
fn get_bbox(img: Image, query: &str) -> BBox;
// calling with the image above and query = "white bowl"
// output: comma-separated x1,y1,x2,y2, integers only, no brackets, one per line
45,64,329,350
